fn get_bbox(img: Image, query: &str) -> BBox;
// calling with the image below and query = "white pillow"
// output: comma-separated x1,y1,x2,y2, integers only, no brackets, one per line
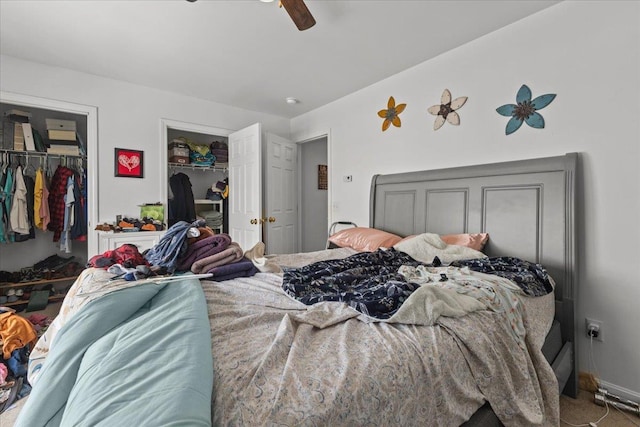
393,233,487,264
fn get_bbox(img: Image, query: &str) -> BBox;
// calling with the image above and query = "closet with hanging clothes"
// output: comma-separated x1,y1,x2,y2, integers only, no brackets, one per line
0,96,95,279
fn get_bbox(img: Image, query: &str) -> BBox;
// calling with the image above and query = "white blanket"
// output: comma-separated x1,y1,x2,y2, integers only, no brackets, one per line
393,232,486,263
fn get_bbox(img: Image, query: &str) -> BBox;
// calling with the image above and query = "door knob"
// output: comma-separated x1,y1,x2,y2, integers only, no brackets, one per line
259,217,267,224
250,218,258,225
268,217,276,223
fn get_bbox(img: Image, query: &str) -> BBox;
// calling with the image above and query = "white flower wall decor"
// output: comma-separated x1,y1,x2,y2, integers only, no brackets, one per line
427,89,468,130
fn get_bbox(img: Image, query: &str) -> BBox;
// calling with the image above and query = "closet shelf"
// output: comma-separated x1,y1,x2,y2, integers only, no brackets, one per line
168,162,228,172
194,199,223,205
0,275,79,290
0,294,67,308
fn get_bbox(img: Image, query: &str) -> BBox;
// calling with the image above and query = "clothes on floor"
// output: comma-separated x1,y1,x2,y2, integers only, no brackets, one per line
0,312,37,360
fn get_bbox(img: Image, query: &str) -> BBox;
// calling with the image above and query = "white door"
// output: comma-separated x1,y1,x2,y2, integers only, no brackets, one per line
265,133,298,254
228,123,262,251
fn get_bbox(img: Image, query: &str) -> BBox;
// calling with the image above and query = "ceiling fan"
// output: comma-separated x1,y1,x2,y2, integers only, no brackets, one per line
186,0,316,31
278,0,316,31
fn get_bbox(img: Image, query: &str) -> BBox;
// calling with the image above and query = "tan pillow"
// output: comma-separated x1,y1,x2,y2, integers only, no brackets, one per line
328,227,402,252
440,233,489,251
393,233,487,264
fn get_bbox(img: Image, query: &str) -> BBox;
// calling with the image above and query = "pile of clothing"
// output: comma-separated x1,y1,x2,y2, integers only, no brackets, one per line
209,141,228,164
144,220,257,280
87,243,158,282
0,307,42,413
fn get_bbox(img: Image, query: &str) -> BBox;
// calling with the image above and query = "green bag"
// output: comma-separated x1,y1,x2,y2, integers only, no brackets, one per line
26,290,50,312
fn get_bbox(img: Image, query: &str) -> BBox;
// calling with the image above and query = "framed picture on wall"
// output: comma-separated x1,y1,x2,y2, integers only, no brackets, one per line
115,148,144,178
318,164,328,190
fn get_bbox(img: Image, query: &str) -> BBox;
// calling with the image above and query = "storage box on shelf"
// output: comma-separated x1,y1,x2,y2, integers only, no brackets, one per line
168,139,190,164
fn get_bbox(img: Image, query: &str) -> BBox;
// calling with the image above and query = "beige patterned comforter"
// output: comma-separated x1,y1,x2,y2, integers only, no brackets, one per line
202,250,559,426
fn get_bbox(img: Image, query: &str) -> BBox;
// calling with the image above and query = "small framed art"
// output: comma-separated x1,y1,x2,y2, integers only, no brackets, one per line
115,148,144,178
318,164,328,190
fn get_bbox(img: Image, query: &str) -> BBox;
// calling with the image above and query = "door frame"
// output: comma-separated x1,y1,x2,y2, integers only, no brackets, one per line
1,90,99,256
293,128,332,251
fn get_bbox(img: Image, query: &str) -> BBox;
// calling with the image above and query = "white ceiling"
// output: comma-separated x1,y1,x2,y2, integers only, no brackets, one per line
0,0,560,118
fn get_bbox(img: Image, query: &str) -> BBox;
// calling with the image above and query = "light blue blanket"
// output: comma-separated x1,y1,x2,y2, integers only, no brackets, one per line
15,276,213,427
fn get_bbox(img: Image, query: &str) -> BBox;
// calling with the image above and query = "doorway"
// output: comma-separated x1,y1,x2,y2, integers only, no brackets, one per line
299,136,328,252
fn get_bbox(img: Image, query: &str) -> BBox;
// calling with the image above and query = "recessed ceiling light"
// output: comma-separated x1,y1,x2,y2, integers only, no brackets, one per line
285,97,300,105
260,0,275,3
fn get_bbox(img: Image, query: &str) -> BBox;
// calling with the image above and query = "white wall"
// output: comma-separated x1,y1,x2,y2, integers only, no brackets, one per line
291,1,640,399
0,55,290,229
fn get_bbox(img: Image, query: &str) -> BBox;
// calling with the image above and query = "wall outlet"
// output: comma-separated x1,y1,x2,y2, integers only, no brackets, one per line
585,318,604,342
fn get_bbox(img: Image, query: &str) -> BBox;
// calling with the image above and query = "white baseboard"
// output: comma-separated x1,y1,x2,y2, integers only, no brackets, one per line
598,379,640,403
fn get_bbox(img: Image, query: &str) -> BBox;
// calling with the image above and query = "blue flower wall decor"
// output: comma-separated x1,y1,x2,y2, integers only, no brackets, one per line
496,85,556,135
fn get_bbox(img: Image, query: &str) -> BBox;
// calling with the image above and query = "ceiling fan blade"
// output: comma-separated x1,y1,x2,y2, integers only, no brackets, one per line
280,0,316,31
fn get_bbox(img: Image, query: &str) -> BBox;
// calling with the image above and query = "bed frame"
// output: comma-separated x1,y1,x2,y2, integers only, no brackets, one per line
369,153,578,409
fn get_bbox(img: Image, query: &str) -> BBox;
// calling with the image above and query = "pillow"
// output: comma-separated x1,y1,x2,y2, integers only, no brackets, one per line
396,233,489,251
393,233,486,264
328,227,402,252
440,233,489,251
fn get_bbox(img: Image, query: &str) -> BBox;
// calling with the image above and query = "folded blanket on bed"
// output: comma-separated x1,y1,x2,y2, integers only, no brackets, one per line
191,242,244,273
177,233,232,271
208,257,258,281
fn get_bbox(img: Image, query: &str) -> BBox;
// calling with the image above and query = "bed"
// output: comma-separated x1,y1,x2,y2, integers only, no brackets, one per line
15,153,578,427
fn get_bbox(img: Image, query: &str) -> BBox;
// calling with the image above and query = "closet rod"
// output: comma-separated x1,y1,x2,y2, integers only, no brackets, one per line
0,148,86,160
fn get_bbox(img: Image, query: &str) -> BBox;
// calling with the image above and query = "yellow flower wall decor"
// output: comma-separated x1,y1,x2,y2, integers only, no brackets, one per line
427,89,468,130
377,96,406,131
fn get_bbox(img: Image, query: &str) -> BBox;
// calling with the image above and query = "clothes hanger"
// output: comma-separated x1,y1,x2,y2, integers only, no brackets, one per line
23,154,37,176
77,157,85,175
46,154,53,177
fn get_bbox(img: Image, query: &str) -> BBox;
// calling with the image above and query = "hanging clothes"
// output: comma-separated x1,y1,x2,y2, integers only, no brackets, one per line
13,166,36,242
70,171,87,241
40,168,51,231
47,165,74,242
8,166,23,236
1,167,14,243
0,164,8,244
168,172,196,227
34,167,44,230
59,175,75,253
